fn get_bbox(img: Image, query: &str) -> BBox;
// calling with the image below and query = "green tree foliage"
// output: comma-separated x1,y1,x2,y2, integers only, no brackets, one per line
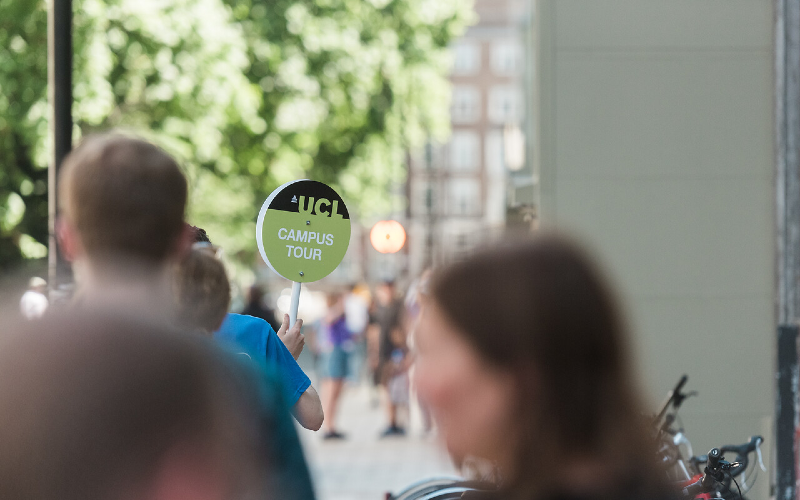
0,0,49,269
0,0,472,271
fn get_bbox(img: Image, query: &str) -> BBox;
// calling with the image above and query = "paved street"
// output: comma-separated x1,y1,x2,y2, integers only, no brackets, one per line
296,382,458,500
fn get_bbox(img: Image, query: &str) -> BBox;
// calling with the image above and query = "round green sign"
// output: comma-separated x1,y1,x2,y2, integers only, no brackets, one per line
256,180,351,283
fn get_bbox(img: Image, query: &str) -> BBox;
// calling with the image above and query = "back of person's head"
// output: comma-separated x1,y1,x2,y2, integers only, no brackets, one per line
0,311,264,500
422,233,657,497
58,133,187,267
174,248,231,333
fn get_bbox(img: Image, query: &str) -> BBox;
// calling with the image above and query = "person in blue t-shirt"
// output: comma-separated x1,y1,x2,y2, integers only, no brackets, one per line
215,311,324,431
174,248,321,495
184,226,324,431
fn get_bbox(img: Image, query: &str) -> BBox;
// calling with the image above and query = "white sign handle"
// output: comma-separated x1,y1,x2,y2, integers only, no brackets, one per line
289,281,301,328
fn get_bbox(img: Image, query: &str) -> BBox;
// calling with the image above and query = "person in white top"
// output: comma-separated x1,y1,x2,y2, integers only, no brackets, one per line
344,284,369,335
20,276,48,319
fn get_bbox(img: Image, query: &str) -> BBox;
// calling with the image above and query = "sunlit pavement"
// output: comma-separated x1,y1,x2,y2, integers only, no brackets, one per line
296,382,457,500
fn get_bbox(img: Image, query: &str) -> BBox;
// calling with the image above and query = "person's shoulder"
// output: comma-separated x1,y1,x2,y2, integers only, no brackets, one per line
223,313,272,330
214,314,272,353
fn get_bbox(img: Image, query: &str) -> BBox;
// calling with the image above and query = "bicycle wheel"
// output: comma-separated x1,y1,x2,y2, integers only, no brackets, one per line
391,476,464,500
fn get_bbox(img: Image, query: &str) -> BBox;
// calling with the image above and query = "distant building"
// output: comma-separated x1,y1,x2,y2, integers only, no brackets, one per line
405,0,531,277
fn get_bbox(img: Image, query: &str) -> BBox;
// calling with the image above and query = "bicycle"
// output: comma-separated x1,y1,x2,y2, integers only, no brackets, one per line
681,437,766,500
656,376,766,500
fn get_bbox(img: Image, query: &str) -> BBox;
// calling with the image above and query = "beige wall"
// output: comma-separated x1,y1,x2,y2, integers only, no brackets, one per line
534,2,775,496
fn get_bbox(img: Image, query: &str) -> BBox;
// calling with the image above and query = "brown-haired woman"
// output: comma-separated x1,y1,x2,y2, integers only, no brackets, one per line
414,234,668,500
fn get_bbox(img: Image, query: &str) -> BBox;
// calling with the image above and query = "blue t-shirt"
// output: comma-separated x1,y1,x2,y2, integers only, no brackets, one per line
214,313,311,407
214,341,316,500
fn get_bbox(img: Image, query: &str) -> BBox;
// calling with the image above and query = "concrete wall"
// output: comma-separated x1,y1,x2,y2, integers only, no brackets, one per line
533,2,775,497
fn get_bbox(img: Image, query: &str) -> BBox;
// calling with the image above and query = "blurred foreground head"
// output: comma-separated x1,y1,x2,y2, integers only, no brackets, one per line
58,133,189,277
0,312,264,500
415,233,657,498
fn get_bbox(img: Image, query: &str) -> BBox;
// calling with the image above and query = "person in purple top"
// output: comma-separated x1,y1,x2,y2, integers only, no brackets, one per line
319,292,352,439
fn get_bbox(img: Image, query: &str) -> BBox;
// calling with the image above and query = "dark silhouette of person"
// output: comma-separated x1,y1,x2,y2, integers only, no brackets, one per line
242,285,280,333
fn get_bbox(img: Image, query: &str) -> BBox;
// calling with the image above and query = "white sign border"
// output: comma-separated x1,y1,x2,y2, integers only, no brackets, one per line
255,179,306,278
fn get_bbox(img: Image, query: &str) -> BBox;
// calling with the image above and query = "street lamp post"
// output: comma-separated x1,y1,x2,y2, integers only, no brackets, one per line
775,1,800,499
47,0,73,294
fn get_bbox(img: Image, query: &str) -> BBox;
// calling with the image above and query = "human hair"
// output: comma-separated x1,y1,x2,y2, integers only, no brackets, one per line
0,311,264,500
174,249,231,333
189,225,211,244
429,234,658,498
58,133,188,266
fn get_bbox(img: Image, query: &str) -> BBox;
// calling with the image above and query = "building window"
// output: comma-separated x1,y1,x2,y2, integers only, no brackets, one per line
448,178,480,216
456,233,468,251
411,179,436,216
485,130,505,175
485,180,506,225
451,86,480,124
449,131,480,172
491,40,523,75
444,228,474,259
410,142,447,172
452,42,480,75
488,85,523,125
452,231,470,257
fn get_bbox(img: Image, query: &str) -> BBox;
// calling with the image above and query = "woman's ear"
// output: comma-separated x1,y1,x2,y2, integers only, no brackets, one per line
56,217,82,262
173,223,195,260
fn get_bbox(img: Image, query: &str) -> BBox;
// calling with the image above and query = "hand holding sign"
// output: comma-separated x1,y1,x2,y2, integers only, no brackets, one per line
276,314,304,360
257,180,351,326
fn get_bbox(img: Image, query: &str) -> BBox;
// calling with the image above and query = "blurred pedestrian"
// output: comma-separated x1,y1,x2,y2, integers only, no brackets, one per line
381,324,411,437
344,283,369,339
55,133,317,499
242,285,281,333
0,311,268,500
319,292,352,439
414,234,668,500
344,283,370,382
404,269,434,434
369,280,408,437
19,276,48,319
185,227,323,431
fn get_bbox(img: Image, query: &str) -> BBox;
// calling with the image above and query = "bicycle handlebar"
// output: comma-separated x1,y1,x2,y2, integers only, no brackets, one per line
689,436,762,477
721,436,763,461
679,448,729,498
707,448,721,469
